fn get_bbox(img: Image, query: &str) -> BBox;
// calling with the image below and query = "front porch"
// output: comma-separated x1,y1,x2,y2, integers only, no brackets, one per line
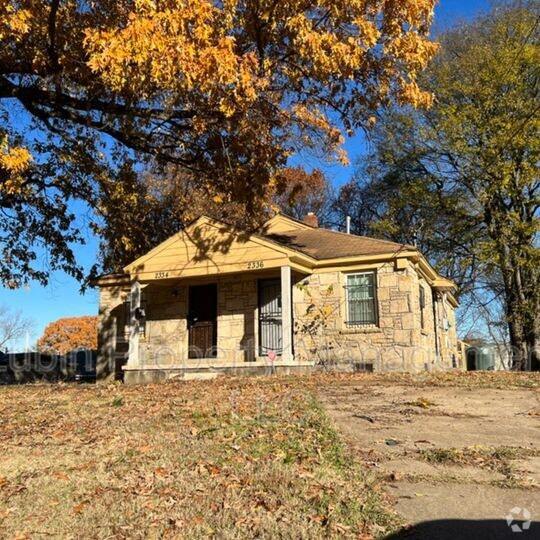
124,266,311,383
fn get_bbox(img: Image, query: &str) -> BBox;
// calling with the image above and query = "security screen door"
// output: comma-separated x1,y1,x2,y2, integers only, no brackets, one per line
258,278,282,356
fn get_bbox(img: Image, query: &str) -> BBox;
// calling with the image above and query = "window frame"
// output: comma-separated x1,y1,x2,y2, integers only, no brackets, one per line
344,271,379,327
419,284,426,330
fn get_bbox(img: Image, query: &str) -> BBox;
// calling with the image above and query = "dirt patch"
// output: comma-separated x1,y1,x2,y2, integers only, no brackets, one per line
317,372,540,537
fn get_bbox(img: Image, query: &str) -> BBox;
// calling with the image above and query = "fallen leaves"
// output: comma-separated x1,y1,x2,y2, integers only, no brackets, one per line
154,467,168,477
405,397,437,409
310,371,540,390
0,376,399,537
72,501,87,514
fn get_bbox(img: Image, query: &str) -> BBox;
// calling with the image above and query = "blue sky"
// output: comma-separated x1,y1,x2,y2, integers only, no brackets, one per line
2,0,490,349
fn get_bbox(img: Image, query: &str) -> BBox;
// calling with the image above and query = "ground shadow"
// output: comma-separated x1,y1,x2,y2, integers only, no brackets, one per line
386,519,537,539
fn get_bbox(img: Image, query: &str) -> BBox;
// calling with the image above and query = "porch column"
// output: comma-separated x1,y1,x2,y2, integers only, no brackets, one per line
128,280,141,367
281,265,294,362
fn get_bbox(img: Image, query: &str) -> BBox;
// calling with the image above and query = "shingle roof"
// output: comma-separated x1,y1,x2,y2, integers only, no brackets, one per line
263,227,414,260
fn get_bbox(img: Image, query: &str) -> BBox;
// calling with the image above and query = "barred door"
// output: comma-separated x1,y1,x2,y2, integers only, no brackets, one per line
258,279,282,356
188,284,217,358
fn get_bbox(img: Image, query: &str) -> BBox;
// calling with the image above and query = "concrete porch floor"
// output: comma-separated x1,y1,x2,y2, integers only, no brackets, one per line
122,359,315,384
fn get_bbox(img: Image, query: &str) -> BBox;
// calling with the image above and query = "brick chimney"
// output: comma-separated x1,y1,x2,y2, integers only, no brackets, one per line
303,212,318,228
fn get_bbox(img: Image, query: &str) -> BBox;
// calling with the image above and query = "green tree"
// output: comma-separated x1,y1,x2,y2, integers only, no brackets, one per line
336,2,539,369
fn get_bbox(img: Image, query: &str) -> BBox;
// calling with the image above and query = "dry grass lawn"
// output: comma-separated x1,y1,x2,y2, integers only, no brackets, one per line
0,376,397,539
1,371,538,539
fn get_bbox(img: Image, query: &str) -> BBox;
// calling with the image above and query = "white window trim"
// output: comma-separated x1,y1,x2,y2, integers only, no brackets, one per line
344,271,379,327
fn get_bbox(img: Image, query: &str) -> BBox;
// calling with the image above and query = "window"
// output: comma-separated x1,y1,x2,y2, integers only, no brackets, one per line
345,273,377,325
419,285,426,329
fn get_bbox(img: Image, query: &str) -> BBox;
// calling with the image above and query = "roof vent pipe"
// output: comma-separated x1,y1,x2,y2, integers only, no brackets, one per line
346,215,351,234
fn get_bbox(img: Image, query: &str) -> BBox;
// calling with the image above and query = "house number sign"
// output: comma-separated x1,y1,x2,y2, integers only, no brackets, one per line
247,261,264,270
154,271,169,279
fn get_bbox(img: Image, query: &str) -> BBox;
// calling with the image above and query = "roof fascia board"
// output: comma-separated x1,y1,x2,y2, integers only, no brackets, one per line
413,255,457,293
312,251,418,268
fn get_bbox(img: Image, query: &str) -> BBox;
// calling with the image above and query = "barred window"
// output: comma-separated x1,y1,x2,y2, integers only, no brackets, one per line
345,273,377,325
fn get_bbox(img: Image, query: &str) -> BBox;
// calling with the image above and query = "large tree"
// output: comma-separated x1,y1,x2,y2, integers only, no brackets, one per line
336,2,539,369
91,163,265,274
272,167,333,224
1,0,437,287
37,315,98,355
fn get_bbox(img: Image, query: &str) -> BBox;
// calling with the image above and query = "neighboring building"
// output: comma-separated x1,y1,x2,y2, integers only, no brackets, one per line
96,214,460,383
464,338,512,371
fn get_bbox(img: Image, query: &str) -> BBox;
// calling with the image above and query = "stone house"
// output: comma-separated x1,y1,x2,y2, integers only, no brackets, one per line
96,214,460,383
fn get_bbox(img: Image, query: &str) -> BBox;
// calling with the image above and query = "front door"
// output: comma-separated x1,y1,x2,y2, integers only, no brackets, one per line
188,284,217,358
258,278,282,356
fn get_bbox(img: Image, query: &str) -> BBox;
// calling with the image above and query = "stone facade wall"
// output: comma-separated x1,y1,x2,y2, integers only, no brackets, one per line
138,275,258,366
435,292,460,369
97,281,130,379
139,284,187,366
415,274,437,365
98,261,460,377
216,277,257,362
292,261,459,371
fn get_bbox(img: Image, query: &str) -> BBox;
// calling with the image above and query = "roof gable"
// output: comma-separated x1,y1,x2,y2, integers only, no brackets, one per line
124,216,312,280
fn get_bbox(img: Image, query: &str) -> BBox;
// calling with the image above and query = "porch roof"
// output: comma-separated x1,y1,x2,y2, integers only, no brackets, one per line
121,216,317,282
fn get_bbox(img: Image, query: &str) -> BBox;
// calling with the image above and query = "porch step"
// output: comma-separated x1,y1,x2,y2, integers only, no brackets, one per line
182,372,221,381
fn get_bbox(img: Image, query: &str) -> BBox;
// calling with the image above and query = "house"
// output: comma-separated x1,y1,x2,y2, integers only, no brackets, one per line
96,214,460,383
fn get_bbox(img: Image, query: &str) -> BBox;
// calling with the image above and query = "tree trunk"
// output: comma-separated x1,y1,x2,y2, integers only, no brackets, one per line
499,251,539,371
505,300,526,371
526,317,540,371
484,184,539,371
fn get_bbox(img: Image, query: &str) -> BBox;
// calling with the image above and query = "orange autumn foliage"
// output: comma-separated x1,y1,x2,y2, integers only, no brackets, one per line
37,316,98,355
2,0,438,200
1,0,439,286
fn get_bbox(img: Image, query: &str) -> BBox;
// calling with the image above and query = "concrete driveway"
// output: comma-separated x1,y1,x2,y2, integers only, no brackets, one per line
318,375,540,539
